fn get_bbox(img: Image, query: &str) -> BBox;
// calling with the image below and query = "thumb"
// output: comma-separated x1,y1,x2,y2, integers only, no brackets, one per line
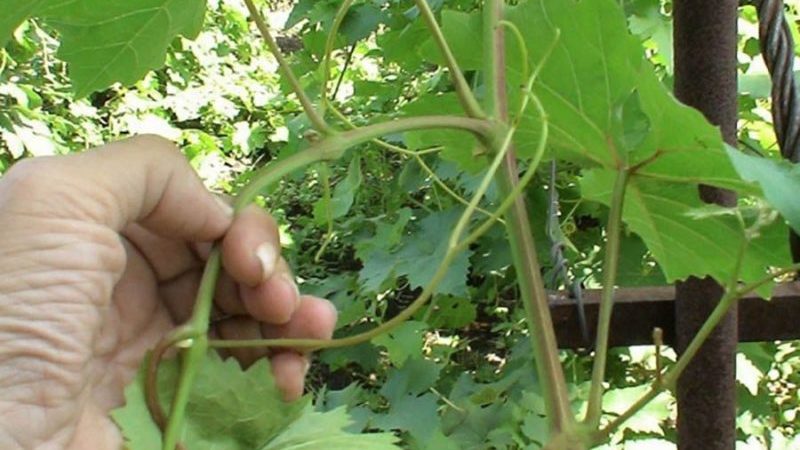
0,135,232,241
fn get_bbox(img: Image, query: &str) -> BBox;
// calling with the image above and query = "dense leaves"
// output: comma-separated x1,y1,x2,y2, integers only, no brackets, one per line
112,352,399,449
419,0,788,293
4,0,800,448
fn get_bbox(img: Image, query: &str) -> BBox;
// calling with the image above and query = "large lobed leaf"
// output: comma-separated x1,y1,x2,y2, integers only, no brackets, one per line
112,352,400,450
410,0,790,292
2,0,206,97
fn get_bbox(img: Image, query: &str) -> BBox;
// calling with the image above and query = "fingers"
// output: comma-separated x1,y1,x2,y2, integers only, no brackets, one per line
222,205,281,287
0,134,232,241
213,295,337,401
259,296,338,343
270,353,308,401
221,205,300,324
211,296,337,358
156,204,301,327
239,258,299,324
263,296,336,401
215,317,270,367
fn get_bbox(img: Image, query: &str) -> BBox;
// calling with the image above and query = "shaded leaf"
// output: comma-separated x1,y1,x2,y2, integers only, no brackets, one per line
581,169,790,296
38,0,207,97
0,0,46,48
112,352,393,449
263,406,400,450
727,146,800,234
372,320,428,366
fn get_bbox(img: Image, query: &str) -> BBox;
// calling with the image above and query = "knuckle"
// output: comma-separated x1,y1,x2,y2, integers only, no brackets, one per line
1,157,59,196
129,133,176,149
126,134,183,160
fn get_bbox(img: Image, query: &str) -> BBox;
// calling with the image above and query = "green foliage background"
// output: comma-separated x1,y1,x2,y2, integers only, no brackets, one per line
4,0,800,448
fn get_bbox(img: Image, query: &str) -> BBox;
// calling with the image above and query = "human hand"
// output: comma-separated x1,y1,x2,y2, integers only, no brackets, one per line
0,135,337,449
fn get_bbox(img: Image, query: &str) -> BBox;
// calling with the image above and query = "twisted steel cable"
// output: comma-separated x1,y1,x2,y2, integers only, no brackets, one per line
546,161,591,348
757,0,800,162
756,0,800,262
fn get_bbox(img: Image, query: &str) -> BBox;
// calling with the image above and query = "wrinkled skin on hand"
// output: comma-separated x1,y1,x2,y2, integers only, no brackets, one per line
0,136,337,449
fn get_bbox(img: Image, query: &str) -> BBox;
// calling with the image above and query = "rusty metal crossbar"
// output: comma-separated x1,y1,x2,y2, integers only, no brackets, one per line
550,282,800,349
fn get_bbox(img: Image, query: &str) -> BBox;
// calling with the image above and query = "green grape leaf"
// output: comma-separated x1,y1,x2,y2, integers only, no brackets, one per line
614,233,667,287
110,365,163,450
401,93,483,173
418,0,784,290
419,10,483,69
340,4,385,44
726,146,800,234
331,156,363,218
112,352,397,449
581,169,790,297
380,358,442,403
113,352,306,449
36,0,207,97
373,392,440,443
313,157,362,226
262,406,400,450
377,20,428,68
355,209,413,293
357,248,399,293
372,320,428,366
357,209,472,296
0,0,46,48
426,295,477,328
394,208,473,296
426,1,751,186
603,386,671,435
520,412,549,445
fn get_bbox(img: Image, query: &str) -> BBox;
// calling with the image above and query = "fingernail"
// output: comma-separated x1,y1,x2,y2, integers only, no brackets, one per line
214,196,234,218
256,242,278,281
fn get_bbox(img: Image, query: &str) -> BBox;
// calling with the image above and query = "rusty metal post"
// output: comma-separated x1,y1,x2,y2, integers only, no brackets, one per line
673,2,739,449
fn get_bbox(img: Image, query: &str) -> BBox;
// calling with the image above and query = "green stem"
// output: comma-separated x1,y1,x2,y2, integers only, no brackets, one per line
498,20,530,86
162,250,221,450
484,0,573,432
483,3,500,120
327,103,498,219
235,116,492,209
320,0,354,117
595,262,800,444
242,0,331,133
211,245,461,350
456,63,554,248
158,116,492,447
414,0,486,119
211,190,543,350
450,36,554,248
449,119,516,248
314,163,334,262
663,238,748,391
584,169,629,427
